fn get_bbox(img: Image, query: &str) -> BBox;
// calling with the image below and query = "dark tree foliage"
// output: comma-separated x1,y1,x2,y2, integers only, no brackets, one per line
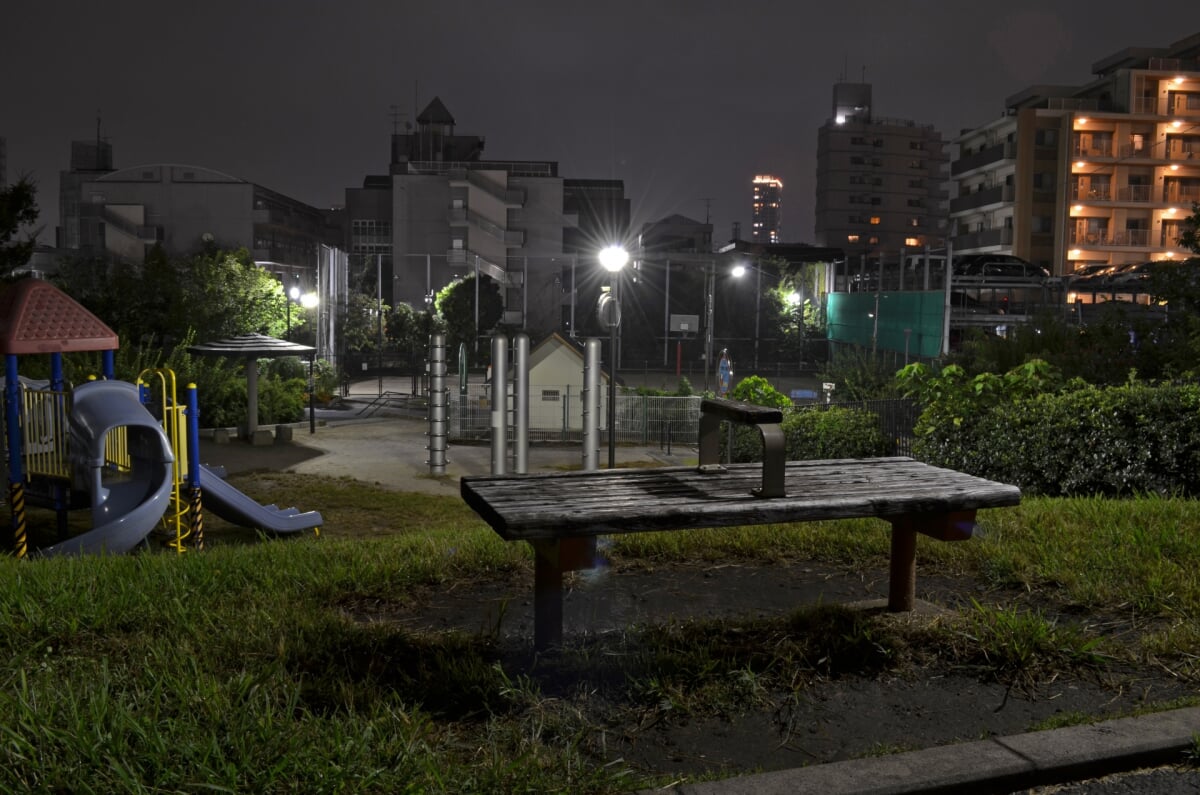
0,177,39,276
435,275,503,362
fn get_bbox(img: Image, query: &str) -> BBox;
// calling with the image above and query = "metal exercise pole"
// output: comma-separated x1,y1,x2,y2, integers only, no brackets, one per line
490,334,508,475
581,338,601,471
514,333,529,474
427,332,448,475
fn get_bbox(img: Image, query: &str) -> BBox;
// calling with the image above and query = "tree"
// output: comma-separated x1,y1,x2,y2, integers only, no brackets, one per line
1178,201,1200,254
0,177,39,277
435,275,503,359
387,302,447,362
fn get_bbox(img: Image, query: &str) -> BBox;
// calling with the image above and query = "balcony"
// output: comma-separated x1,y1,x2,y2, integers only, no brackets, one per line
1074,184,1112,201
1069,229,1152,247
949,184,1014,214
1164,183,1200,203
951,228,1013,250
950,142,1015,177
1073,142,1114,158
1115,185,1154,203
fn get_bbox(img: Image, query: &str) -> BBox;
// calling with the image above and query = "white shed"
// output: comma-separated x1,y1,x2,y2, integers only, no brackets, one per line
527,333,613,432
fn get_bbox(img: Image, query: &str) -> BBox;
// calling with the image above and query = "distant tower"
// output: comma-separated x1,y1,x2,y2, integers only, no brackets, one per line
751,175,783,243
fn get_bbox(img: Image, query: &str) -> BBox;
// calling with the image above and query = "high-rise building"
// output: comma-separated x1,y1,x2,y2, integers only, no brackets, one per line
815,82,949,259
950,31,1200,276
345,97,630,336
751,175,783,243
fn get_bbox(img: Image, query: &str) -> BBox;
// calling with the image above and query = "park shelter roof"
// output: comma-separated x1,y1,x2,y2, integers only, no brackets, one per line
0,278,119,355
188,333,314,359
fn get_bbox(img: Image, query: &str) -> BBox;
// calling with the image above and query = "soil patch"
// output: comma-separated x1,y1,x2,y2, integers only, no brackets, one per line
351,560,1194,779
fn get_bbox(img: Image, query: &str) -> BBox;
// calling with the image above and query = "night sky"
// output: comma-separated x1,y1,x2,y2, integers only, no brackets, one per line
4,1,1197,248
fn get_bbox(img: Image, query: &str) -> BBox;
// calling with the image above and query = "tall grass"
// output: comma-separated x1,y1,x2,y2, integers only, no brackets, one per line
2,479,1199,791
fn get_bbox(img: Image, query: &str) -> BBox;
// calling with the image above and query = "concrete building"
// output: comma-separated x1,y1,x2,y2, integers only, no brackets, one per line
56,141,336,287
950,31,1200,275
815,82,949,260
345,97,630,337
751,175,783,243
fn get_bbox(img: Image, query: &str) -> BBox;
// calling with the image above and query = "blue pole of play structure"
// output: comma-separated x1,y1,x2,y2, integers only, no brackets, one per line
5,354,26,558
186,383,204,551
102,350,115,380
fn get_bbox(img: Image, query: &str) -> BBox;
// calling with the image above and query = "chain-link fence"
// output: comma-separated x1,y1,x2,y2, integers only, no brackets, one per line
450,387,701,446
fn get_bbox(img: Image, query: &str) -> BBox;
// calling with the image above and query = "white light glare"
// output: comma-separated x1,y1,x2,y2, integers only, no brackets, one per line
598,245,629,272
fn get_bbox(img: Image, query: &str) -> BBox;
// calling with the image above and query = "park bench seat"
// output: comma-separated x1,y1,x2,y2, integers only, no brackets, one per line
461,456,1022,650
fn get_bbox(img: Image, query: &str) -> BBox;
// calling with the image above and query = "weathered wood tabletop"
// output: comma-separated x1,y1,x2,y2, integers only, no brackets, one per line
461,457,1022,540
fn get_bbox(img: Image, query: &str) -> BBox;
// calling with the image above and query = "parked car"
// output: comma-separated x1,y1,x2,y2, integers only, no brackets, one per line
953,254,1049,283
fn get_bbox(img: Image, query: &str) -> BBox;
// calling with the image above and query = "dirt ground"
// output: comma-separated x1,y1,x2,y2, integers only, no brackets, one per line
360,559,1194,778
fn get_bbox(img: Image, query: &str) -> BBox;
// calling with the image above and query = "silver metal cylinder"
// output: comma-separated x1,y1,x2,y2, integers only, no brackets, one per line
426,332,448,474
581,338,601,471
490,334,508,475
514,333,530,474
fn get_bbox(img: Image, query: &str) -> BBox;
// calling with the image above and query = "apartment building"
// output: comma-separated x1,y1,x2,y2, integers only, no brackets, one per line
815,82,949,259
56,139,337,288
346,97,630,335
951,32,1200,275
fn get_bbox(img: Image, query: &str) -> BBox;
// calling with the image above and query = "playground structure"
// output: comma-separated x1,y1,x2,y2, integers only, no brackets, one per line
0,279,322,557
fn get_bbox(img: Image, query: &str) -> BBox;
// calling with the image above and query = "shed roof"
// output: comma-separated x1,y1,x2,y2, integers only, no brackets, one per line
0,278,119,355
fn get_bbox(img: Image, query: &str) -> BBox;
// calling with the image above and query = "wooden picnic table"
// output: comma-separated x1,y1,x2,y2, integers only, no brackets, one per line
461,456,1022,650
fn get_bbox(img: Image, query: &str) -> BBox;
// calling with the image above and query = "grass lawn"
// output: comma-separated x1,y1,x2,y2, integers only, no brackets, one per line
1,474,1198,793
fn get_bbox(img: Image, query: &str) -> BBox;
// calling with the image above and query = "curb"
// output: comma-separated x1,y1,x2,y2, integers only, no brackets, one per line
646,706,1200,794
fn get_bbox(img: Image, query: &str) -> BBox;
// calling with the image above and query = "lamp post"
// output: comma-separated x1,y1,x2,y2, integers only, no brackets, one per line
731,261,763,371
704,260,715,392
285,284,301,340
598,244,629,469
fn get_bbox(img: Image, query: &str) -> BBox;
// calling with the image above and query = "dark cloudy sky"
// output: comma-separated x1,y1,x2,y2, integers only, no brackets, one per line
4,1,1198,248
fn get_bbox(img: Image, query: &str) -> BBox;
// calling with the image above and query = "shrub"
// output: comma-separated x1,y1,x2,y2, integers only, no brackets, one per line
729,375,791,409
727,406,890,462
903,360,1200,496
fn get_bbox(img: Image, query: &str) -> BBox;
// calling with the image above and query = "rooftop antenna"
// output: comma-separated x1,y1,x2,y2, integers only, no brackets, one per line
700,197,712,225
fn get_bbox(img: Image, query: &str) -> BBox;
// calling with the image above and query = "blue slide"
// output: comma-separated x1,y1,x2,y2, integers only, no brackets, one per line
39,380,174,557
196,464,322,535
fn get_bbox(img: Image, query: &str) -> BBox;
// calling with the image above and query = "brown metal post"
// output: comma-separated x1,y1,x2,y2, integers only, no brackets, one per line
888,517,918,611
532,540,563,651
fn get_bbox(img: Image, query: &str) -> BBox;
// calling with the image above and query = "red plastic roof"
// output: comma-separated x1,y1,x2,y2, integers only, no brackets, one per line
0,279,119,355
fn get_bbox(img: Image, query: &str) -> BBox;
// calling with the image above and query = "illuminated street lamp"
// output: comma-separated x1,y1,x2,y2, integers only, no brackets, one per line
597,245,628,469
730,261,763,370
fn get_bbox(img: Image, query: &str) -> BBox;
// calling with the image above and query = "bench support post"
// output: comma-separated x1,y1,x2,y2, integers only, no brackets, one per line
532,540,564,651
887,519,918,612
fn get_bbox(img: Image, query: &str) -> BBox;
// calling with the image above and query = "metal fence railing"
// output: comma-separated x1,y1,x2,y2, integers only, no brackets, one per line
449,388,702,445
794,398,919,457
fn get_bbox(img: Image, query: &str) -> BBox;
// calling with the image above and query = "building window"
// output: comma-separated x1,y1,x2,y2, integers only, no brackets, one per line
851,136,866,145
870,197,882,205
869,216,881,225
905,237,919,246
868,236,879,245
910,217,921,227
907,198,925,208
908,160,925,169
542,389,560,402
908,178,923,188
850,156,865,165
847,234,860,242
909,141,923,150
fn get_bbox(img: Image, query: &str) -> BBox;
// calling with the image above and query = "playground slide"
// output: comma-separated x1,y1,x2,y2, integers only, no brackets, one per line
197,464,322,535
39,381,175,557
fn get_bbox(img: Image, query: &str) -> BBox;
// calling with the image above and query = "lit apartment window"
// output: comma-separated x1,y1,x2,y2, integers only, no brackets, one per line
905,237,919,246
868,236,879,245
910,217,920,227
847,234,860,243
869,216,881,225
